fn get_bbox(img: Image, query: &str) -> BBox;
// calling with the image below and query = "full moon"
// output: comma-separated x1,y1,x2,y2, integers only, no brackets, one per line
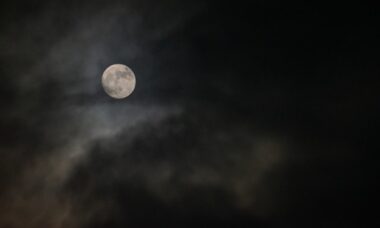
101,64,136,99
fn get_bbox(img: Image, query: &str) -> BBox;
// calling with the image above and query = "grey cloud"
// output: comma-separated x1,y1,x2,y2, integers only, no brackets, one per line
62,106,288,226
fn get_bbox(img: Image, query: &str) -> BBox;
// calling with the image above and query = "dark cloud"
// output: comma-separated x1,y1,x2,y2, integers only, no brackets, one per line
0,0,378,227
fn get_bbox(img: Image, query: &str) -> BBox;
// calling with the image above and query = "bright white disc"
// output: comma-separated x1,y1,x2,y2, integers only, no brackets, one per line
101,64,136,99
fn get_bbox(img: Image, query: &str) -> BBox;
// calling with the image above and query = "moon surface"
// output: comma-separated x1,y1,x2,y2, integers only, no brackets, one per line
102,64,136,99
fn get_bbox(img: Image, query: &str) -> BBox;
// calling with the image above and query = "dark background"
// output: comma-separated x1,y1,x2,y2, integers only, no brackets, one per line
0,0,378,227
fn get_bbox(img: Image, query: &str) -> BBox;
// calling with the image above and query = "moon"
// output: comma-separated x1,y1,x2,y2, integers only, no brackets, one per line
101,64,136,99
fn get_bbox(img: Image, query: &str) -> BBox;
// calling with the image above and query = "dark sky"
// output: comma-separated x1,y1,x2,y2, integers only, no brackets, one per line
0,0,378,227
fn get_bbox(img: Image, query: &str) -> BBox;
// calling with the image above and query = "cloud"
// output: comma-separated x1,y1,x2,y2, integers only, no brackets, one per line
61,105,288,226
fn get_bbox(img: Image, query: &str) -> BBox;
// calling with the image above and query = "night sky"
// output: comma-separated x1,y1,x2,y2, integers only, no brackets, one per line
0,1,378,227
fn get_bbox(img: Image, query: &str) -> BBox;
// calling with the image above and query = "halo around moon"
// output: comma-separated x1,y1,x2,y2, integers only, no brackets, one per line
101,64,136,99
